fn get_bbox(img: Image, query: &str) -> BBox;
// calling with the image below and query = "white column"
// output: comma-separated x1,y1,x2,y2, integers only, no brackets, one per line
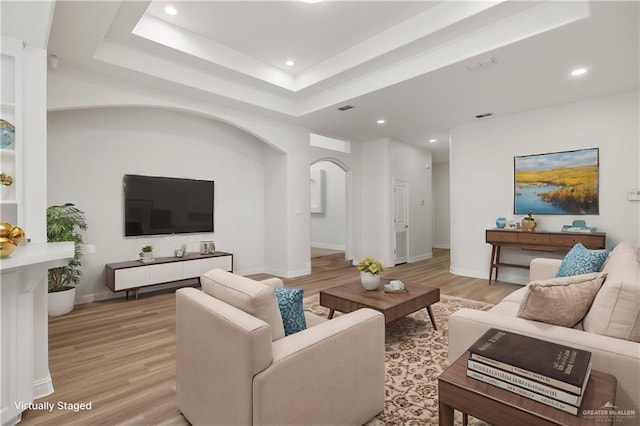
0,242,73,426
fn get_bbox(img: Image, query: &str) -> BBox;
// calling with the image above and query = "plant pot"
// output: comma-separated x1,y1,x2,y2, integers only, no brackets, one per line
48,287,76,316
360,271,380,290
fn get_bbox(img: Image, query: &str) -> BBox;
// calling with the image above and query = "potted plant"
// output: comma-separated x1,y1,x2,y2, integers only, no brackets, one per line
357,257,384,290
47,203,87,316
140,245,153,262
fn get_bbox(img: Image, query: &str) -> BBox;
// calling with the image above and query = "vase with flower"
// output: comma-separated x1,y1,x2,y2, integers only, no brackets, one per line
357,257,384,290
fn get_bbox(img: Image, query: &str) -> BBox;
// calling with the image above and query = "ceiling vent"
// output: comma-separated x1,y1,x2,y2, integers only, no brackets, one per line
475,113,493,119
466,57,496,71
338,105,354,111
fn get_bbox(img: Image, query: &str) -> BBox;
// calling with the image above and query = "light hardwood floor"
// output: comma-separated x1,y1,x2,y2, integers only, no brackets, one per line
20,249,520,425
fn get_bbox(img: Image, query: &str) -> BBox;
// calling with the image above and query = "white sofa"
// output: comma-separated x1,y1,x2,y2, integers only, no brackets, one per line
449,242,640,425
176,269,385,425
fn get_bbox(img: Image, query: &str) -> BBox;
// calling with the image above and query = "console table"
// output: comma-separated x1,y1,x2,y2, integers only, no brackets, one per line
486,229,606,283
106,251,233,299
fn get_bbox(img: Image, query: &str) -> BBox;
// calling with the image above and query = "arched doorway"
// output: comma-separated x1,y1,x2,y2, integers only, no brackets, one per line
310,158,352,272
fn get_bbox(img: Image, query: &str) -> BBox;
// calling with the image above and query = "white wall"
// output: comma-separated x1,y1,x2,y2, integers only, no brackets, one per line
433,162,451,249
450,90,640,284
310,161,346,250
359,138,433,267
361,139,393,266
48,68,312,280
48,107,272,302
390,140,433,262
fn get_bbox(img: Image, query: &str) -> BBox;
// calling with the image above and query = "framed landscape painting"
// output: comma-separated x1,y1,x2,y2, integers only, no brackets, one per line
514,148,599,215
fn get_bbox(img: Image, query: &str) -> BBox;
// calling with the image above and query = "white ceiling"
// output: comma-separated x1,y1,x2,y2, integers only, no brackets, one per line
6,1,640,163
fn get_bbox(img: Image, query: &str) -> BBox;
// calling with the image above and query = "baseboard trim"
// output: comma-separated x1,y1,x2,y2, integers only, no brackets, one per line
449,266,528,285
409,252,433,263
33,374,54,399
433,243,450,249
311,243,346,251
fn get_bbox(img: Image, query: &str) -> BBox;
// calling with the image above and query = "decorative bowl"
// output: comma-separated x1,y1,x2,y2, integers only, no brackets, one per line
0,237,18,257
0,222,25,258
0,119,15,149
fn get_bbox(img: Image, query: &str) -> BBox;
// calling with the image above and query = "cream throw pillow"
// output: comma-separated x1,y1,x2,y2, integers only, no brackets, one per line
517,272,607,327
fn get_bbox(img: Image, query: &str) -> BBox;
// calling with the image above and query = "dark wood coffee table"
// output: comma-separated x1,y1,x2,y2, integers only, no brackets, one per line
319,278,440,328
438,352,617,426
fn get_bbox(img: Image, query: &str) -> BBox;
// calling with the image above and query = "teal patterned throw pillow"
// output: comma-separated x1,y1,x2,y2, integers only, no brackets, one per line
556,243,609,278
273,287,307,336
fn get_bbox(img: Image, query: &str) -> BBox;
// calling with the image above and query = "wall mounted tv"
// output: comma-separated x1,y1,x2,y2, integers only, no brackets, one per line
124,174,214,237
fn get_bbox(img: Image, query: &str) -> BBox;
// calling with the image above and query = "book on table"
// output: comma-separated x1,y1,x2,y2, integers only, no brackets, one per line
466,369,580,415
467,328,592,395
467,358,592,406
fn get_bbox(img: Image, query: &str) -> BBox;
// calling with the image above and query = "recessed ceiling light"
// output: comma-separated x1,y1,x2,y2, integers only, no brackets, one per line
429,139,437,143
301,0,323,3
376,119,386,124
571,67,588,77
164,6,177,16
285,60,295,67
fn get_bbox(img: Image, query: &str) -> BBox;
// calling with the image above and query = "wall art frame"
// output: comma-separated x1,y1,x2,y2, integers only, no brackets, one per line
514,147,599,215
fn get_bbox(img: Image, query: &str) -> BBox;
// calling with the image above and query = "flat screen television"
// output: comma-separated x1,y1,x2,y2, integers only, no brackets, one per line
124,174,214,237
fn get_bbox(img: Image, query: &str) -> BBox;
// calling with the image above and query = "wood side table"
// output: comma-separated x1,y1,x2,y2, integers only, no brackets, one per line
438,352,617,426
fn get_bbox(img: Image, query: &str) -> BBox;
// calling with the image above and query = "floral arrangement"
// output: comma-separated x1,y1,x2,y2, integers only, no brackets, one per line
358,257,384,275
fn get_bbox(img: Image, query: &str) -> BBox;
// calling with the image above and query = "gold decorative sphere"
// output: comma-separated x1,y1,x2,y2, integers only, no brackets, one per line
0,222,25,258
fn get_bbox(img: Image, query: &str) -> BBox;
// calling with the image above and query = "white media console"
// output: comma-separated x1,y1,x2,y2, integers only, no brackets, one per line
106,251,233,299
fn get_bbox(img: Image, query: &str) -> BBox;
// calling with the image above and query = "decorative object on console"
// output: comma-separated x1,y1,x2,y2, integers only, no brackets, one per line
200,240,215,254
562,219,596,233
555,243,609,278
495,217,506,228
521,212,536,231
140,245,154,263
273,287,307,336
514,148,599,215
0,172,13,186
0,172,13,200
46,203,88,316
358,256,384,290
0,119,15,148
0,221,25,258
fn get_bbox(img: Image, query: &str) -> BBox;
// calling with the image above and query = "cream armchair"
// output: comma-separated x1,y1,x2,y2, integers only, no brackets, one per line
176,269,385,426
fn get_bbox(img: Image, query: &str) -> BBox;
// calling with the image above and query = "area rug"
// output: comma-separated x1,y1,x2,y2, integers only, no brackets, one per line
303,294,493,425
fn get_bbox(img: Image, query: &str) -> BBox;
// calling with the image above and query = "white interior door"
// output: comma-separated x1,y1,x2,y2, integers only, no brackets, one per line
393,179,409,265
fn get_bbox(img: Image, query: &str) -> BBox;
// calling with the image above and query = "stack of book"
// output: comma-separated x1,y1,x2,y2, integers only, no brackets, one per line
466,328,592,415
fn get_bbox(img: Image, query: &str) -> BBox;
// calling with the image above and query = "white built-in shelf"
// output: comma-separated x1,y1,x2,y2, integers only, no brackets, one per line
0,241,74,273
1,103,15,115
